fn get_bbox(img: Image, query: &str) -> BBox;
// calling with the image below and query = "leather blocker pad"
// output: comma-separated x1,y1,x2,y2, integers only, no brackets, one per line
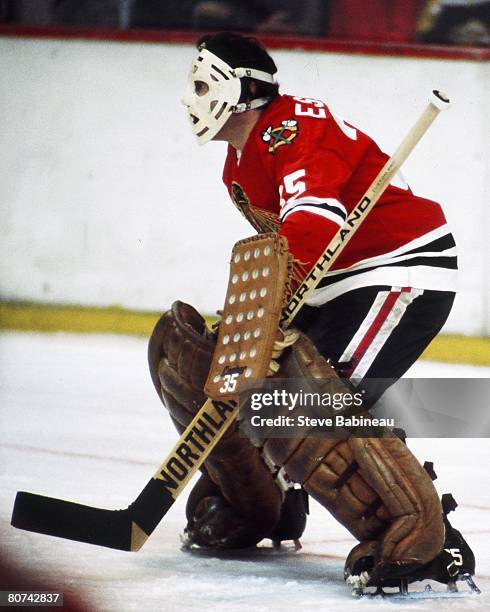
205,233,292,402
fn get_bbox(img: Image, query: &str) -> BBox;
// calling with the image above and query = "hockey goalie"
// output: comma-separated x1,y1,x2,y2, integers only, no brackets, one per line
145,30,482,597
148,233,477,598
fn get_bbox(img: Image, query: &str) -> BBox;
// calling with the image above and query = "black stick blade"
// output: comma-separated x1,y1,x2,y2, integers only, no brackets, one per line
12,491,134,551
11,479,176,551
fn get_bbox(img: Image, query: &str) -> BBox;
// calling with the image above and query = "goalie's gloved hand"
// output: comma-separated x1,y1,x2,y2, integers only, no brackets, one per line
183,473,309,550
183,496,266,550
267,328,300,375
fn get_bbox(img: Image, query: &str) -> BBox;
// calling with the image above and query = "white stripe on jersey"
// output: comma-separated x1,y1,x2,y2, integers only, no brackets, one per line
329,246,457,271
323,224,453,279
283,196,347,215
306,265,457,306
280,196,346,225
282,204,346,225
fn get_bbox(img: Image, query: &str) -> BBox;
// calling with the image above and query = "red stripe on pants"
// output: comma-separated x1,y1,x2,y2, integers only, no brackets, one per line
347,287,411,375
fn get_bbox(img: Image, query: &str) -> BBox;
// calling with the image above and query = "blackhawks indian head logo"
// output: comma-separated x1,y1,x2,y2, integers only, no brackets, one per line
261,119,298,154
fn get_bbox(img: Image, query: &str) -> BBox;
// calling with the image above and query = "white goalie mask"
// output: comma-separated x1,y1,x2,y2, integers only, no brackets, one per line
182,47,277,145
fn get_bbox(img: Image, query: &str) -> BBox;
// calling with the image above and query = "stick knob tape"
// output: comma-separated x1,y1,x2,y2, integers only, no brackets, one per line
430,90,451,110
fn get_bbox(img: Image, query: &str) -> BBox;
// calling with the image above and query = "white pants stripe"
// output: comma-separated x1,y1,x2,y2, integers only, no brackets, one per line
339,287,424,384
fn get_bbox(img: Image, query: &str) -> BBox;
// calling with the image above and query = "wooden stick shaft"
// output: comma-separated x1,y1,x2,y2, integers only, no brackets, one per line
152,400,238,498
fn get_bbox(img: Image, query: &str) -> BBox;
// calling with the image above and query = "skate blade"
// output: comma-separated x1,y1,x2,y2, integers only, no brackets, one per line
354,577,481,600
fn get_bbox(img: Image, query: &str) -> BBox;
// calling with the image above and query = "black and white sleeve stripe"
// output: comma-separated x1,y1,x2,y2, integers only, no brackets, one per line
280,196,347,225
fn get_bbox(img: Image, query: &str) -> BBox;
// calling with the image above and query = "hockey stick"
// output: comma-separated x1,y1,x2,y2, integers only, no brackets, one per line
11,91,450,551
12,400,238,551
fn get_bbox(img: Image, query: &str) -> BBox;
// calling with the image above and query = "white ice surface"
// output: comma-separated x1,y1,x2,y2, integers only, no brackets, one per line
1,331,489,611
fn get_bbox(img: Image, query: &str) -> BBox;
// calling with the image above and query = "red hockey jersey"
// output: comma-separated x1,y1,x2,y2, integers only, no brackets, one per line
222,94,457,305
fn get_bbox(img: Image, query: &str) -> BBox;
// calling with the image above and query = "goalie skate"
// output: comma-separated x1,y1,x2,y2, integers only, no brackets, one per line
347,492,481,600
